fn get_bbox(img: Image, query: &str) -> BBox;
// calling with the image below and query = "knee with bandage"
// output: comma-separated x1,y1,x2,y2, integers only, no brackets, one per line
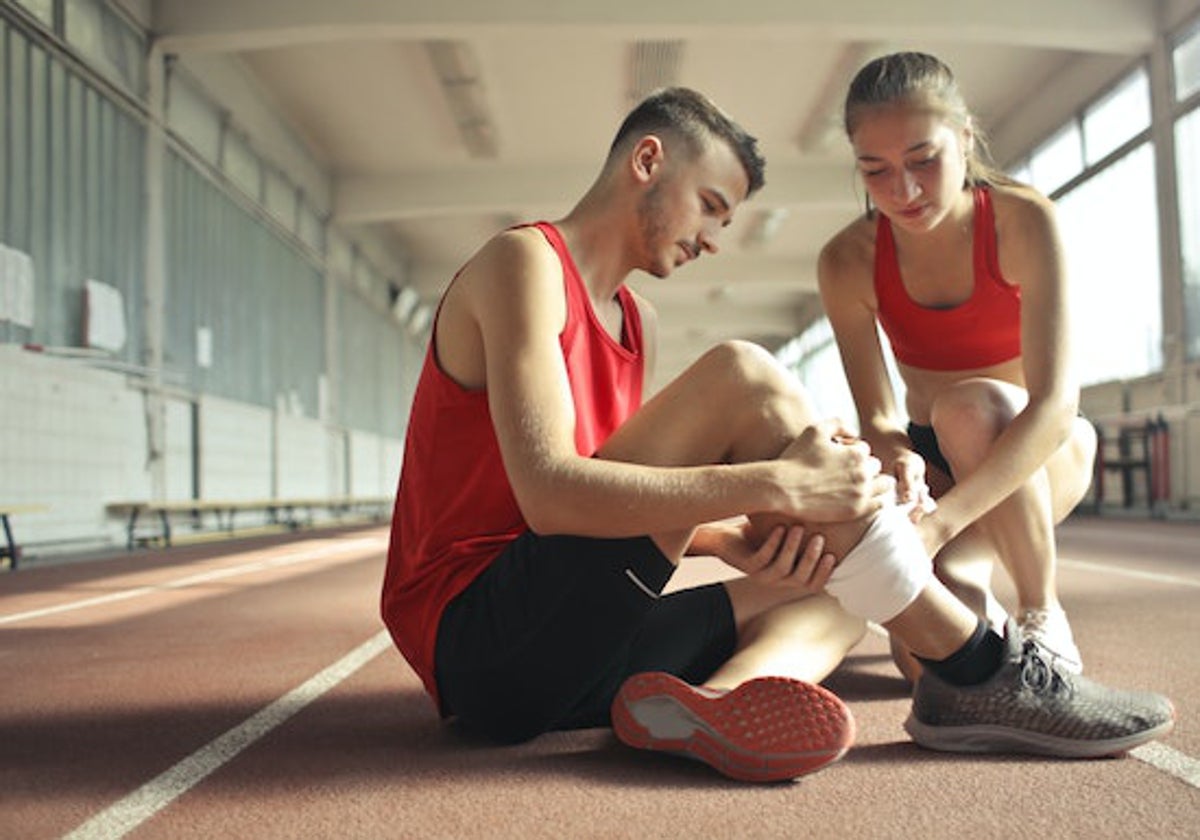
824,502,933,624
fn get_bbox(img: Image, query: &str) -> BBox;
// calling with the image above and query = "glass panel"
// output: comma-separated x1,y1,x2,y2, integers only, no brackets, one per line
166,72,222,165
1176,108,1200,360
1056,143,1162,383
64,0,145,96
1082,68,1150,164
1174,21,1200,102
1029,123,1084,195
263,167,297,231
222,130,261,201
297,200,325,253
13,0,54,27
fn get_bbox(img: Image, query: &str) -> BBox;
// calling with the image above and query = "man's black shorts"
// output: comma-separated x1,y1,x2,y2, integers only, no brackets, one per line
434,531,736,744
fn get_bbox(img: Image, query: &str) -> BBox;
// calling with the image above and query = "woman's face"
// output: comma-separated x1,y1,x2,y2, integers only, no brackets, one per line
850,103,972,233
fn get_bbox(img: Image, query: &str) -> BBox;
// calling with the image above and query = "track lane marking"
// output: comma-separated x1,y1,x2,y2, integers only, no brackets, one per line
1059,557,1200,588
0,536,386,626
62,630,393,840
1130,742,1200,789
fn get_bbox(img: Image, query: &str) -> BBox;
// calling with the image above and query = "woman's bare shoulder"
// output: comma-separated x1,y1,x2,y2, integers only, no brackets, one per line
819,214,876,288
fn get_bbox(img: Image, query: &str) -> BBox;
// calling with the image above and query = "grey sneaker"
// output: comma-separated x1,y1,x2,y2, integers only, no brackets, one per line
1018,606,1083,674
904,620,1175,758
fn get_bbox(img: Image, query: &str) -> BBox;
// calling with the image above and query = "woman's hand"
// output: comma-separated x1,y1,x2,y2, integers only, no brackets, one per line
893,449,936,523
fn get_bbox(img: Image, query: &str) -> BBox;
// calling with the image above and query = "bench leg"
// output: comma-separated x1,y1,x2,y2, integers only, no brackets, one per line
158,509,172,547
126,509,139,551
2,513,19,571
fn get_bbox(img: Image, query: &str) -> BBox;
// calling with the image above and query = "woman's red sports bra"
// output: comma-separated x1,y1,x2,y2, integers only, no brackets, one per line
873,186,1021,371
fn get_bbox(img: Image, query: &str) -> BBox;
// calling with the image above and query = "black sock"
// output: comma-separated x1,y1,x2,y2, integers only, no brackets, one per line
917,618,1005,687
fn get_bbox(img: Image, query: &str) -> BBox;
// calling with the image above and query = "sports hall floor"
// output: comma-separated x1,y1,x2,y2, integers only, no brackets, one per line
2,514,1197,839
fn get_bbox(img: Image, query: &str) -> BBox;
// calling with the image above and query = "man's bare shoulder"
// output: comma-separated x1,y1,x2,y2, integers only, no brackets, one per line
457,225,561,293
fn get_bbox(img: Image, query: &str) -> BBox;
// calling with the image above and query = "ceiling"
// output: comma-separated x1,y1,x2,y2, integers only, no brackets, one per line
150,0,1165,390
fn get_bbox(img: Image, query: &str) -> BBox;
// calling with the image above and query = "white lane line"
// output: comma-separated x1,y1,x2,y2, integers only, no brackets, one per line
1130,742,1200,789
62,630,393,840
1059,558,1200,588
0,537,386,626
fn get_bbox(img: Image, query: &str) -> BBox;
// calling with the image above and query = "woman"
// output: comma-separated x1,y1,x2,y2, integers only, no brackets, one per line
817,51,1097,677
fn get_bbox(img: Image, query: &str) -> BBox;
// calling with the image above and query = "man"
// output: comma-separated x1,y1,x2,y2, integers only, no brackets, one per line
382,88,1173,783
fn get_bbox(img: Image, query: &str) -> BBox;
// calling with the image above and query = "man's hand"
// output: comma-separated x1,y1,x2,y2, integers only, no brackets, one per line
773,419,896,523
720,521,836,594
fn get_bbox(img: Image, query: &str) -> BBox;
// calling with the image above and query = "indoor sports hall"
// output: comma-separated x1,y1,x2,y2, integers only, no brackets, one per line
2,2,1198,838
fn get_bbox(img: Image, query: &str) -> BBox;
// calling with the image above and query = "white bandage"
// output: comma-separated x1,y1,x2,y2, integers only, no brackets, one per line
824,501,933,625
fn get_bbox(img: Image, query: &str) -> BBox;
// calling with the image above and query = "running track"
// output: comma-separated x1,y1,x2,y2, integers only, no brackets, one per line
1,518,1196,839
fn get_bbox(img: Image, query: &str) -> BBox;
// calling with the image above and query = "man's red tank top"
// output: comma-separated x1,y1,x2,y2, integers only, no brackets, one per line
380,222,645,710
873,187,1021,371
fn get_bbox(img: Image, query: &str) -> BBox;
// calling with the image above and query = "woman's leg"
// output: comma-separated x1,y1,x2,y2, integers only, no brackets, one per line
928,379,1097,667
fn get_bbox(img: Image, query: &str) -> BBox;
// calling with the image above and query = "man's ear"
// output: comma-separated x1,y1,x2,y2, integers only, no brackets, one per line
631,135,664,183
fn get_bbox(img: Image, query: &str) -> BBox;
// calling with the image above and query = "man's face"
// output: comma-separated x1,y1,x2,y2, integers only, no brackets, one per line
635,138,749,278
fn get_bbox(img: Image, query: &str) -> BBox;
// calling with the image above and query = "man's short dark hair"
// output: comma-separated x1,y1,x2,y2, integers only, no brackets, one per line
609,87,766,196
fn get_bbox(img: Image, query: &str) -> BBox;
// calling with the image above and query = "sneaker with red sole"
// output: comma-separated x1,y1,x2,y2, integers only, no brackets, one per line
610,671,855,783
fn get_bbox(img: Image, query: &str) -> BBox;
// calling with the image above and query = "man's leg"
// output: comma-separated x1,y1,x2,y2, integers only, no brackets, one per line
596,340,868,679
597,341,869,780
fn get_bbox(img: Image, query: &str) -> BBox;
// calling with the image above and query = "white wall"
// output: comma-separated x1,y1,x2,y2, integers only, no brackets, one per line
349,429,403,499
0,346,150,548
0,347,401,557
275,411,335,498
198,395,274,500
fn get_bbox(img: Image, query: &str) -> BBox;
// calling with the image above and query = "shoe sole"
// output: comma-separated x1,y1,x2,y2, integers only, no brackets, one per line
903,714,1176,758
611,672,854,783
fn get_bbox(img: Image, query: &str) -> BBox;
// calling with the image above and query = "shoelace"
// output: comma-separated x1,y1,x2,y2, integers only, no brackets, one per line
1019,640,1072,698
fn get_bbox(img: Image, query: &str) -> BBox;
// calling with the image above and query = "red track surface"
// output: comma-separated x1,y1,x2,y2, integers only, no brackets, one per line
1,518,1196,839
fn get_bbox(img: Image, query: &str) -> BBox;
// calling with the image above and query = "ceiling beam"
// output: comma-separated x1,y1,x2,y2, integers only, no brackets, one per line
334,161,859,223
154,0,1154,55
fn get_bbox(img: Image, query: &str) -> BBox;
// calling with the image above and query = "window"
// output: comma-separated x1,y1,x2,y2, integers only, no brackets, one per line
1056,143,1162,383
64,0,145,96
222,130,262,202
1176,108,1200,360
1029,123,1084,194
167,72,223,165
12,0,53,27
1174,20,1200,102
776,319,907,429
1082,68,1150,164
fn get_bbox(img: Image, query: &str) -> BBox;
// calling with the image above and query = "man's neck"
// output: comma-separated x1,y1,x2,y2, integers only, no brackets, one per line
553,202,635,306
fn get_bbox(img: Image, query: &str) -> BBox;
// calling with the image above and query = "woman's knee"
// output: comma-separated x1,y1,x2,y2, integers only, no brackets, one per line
929,380,1022,472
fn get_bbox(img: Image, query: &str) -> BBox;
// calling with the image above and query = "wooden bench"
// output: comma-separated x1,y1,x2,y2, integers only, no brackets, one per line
106,497,392,550
1,504,48,570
